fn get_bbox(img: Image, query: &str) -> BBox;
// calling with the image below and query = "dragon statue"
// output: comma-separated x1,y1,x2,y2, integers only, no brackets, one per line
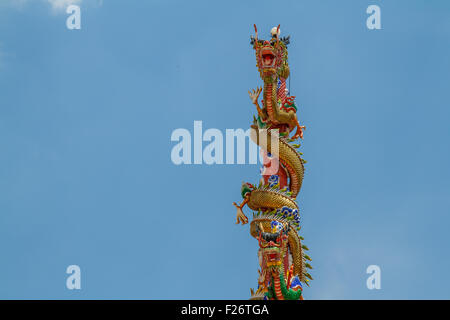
233,25,312,300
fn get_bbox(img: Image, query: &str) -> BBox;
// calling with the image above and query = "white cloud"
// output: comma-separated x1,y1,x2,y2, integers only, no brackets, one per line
6,0,102,13
46,0,82,12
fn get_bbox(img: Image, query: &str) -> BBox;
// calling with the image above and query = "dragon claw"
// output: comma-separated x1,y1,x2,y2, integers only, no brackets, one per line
248,87,262,105
236,209,248,225
291,125,305,140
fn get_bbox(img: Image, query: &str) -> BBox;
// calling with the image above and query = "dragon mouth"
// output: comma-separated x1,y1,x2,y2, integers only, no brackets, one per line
260,49,275,68
267,252,279,262
264,249,281,265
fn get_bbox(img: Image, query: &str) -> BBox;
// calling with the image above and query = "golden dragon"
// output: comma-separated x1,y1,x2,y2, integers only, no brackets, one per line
233,25,312,300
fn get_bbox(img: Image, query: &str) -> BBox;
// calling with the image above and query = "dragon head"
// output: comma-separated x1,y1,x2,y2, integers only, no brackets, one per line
251,25,290,79
257,221,289,274
250,212,310,288
250,216,310,300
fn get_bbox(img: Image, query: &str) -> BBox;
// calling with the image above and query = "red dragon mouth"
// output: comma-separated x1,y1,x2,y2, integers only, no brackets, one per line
268,253,278,261
266,251,280,262
260,48,275,68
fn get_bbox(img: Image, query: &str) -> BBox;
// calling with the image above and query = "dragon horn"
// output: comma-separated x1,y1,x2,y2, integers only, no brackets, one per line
254,24,258,42
276,24,280,45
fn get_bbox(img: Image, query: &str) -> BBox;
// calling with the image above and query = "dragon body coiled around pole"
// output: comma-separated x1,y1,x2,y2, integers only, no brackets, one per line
233,25,312,300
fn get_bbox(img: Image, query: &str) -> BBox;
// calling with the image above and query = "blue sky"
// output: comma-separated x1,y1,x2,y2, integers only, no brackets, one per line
1,0,450,299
